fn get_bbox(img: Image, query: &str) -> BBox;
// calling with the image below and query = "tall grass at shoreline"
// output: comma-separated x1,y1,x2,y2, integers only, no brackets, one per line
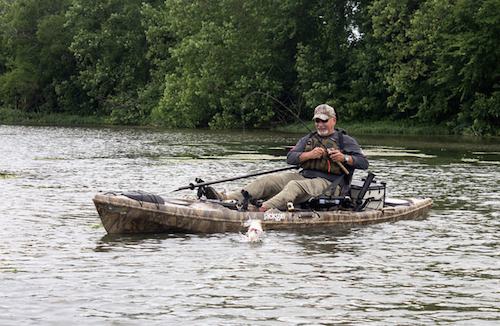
276,120,449,135
0,108,107,126
0,107,458,135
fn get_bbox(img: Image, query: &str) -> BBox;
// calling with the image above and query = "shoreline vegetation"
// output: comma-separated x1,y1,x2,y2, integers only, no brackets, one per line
277,120,450,136
0,108,464,137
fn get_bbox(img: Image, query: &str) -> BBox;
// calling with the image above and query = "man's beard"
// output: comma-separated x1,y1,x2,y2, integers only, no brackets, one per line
317,128,329,136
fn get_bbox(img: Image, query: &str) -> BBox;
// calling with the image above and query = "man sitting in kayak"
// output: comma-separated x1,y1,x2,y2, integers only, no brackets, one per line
206,104,369,212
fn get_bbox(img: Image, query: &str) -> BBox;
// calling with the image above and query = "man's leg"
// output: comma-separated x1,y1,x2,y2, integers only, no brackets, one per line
263,177,332,209
228,172,305,202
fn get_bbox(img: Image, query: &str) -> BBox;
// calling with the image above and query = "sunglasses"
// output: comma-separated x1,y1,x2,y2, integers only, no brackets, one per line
314,118,330,123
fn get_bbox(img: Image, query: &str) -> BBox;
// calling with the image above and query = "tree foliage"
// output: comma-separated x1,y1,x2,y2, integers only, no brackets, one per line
0,0,499,135
65,0,163,123
366,0,500,135
150,0,306,128
0,0,75,113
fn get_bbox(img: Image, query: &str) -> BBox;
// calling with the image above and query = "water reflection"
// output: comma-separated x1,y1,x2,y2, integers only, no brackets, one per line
95,233,179,252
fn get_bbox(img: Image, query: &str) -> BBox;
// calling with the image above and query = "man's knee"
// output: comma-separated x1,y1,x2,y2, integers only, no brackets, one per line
284,179,327,197
282,180,305,194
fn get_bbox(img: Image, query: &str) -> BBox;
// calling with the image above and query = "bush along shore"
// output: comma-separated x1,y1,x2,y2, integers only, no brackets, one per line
1,108,468,137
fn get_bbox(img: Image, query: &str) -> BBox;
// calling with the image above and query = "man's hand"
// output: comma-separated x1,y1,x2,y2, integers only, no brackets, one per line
299,147,325,162
327,149,344,162
328,149,352,166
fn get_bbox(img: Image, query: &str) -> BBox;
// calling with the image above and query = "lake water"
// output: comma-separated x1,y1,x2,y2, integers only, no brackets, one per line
1,124,499,325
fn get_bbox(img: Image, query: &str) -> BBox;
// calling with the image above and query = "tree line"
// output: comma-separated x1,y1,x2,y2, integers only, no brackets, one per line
0,0,499,135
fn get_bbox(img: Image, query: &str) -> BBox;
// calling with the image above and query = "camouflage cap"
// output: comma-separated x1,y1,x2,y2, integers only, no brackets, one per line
312,104,336,121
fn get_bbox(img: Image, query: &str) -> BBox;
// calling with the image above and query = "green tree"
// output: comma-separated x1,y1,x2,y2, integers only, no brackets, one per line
151,0,310,128
341,0,391,122
294,0,360,119
140,2,175,123
366,0,500,135
367,0,429,121
0,0,76,113
293,0,390,123
65,0,162,124
422,0,500,135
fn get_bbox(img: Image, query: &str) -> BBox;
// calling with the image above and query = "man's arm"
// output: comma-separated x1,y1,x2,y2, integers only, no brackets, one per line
342,136,369,170
286,134,310,165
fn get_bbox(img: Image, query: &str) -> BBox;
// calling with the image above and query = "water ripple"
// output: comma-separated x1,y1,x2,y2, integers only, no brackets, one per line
1,125,499,325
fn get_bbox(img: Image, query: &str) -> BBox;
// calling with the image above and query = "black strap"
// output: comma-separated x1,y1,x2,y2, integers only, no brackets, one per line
121,190,165,208
354,172,375,212
335,127,345,151
317,176,344,198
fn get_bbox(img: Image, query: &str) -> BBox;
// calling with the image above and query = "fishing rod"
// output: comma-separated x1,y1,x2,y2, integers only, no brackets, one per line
242,91,349,175
171,165,300,192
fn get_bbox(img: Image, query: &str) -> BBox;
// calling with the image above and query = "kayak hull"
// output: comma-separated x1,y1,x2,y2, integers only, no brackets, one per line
93,193,433,234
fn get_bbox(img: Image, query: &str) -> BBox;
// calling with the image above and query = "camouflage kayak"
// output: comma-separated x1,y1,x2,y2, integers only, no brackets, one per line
93,192,433,234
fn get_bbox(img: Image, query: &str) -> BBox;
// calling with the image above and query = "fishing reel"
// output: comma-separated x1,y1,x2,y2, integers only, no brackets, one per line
195,178,207,199
238,190,262,212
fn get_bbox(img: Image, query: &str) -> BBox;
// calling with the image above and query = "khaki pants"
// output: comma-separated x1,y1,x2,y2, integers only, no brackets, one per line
228,172,339,209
